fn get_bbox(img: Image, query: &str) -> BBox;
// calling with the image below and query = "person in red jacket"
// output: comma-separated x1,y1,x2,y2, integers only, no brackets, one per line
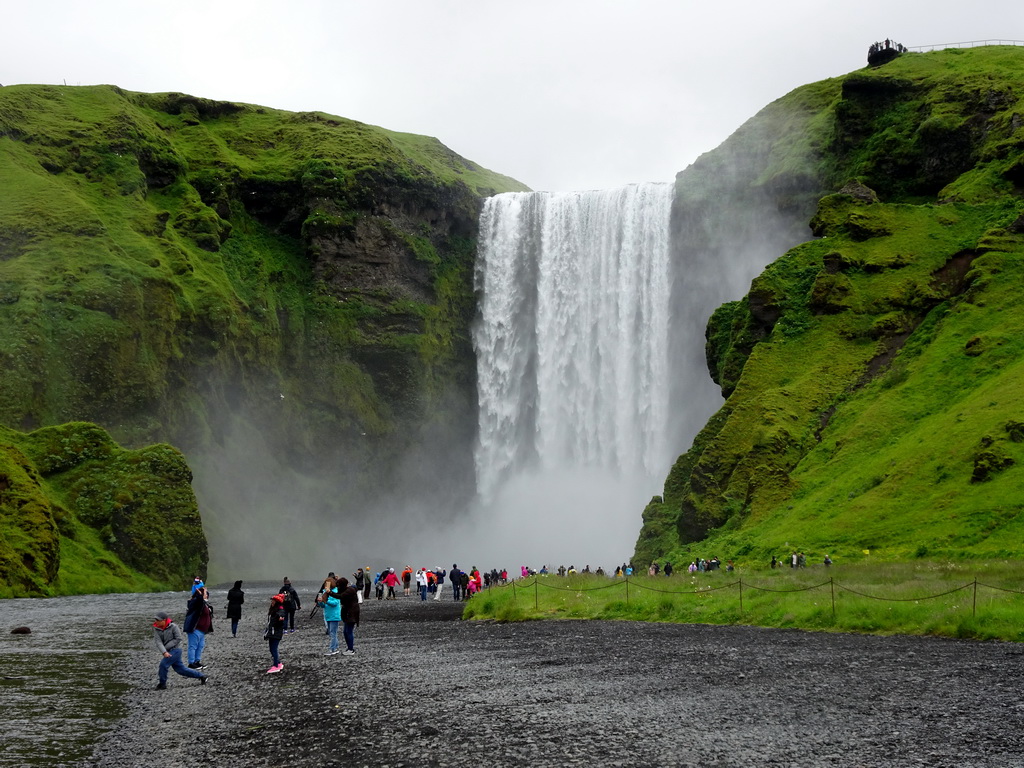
383,568,400,600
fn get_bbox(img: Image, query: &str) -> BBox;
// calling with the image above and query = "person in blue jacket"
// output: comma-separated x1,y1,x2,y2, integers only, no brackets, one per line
322,579,342,655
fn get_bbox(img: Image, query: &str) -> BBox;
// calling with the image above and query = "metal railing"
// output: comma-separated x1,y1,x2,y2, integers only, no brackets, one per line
908,39,1024,52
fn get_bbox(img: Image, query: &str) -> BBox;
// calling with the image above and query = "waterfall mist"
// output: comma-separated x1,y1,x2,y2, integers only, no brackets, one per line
467,184,674,569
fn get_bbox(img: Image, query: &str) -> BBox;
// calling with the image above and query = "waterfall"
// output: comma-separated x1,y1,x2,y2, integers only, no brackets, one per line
473,183,674,511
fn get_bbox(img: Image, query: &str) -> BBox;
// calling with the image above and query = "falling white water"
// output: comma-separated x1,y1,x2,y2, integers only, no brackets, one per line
474,183,673,517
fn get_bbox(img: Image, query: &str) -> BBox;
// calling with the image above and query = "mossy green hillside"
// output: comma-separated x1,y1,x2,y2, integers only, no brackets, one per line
0,84,525,446
0,84,527,583
0,422,205,597
638,47,1024,568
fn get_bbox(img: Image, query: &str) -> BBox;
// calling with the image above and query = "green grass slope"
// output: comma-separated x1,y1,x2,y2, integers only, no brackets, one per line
637,46,1024,569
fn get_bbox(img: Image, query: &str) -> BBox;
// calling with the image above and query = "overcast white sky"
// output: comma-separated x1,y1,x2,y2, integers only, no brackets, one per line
5,1,1022,191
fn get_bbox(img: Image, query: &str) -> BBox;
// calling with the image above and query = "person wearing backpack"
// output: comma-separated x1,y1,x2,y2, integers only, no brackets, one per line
279,577,301,633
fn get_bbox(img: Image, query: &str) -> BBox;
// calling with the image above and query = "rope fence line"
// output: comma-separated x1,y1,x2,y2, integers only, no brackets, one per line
833,582,972,602
493,575,1024,619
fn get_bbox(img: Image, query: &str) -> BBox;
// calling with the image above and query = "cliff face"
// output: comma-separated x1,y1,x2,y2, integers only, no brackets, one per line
637,47,1024,566
0,85,526,590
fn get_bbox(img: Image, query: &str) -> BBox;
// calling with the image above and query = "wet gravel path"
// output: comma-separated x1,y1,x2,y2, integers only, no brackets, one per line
4,586,1024,766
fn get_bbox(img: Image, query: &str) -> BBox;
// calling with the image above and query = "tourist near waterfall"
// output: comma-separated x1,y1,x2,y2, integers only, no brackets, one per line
225,580,244,638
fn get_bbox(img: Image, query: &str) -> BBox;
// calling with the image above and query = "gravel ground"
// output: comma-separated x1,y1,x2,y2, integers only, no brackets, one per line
5,586,1024,767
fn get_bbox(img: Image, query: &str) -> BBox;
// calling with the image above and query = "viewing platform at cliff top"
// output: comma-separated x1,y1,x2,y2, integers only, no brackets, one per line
908,38,1024,51
869,38,1024,66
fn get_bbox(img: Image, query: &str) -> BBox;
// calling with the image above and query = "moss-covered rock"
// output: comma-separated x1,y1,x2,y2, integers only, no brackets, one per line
0,422,205,596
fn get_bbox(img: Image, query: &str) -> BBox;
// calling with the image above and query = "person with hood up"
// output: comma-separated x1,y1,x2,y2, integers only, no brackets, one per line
416,568,428,601
153,611,208,689
265,593,288,674
226,580,244,638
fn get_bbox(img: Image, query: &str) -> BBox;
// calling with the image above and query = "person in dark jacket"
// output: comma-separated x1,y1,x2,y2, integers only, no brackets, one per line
265,593,288,674
450,564,462,601
184,586,213,669
153,611,207,689
226,580,244,637
330,577,360,655
353,569,366,604
279,577,301,632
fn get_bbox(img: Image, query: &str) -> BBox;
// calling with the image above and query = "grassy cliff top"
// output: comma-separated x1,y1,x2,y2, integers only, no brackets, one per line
0,84,528,196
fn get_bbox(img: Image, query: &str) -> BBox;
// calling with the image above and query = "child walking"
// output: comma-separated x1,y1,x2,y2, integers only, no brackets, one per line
153,611,208,689
265,593,288,673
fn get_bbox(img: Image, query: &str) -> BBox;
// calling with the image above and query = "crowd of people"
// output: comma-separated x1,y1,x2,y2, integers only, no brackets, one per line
151,566,512,688
153,554,834,688
369,565,507,601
